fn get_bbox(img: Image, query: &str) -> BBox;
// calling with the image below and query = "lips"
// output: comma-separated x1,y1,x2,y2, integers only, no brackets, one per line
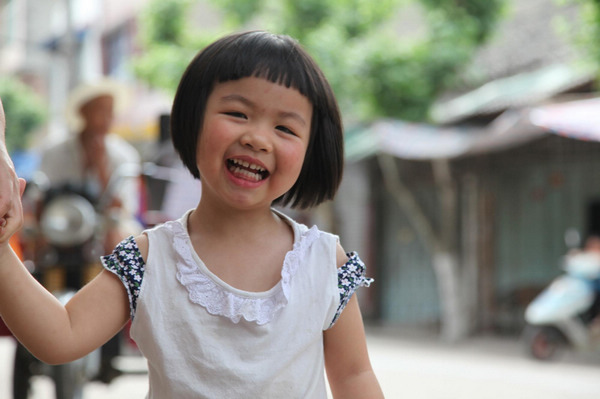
227,158,270,182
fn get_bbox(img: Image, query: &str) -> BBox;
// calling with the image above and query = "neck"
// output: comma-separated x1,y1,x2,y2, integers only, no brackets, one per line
188,198,281,241
79,128,104,140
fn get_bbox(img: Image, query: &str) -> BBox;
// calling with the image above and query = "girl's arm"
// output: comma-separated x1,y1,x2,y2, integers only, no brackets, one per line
324,244,384,399
0,244,132,365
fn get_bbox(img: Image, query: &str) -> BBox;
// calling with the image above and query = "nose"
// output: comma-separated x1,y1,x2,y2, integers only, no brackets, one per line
240,126,273,153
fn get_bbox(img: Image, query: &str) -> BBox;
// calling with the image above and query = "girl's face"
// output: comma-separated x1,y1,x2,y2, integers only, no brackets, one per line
196,77,312,211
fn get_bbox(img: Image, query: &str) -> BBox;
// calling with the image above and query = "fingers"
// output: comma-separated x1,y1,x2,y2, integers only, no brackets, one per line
0,97,5,134
0,97,23,244
0,176,18,224
0,176,25,244
18,178,26,196
0,206,24,244
0,149,17,214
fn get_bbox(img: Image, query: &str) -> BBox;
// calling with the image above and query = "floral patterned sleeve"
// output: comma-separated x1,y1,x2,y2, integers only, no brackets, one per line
100,236,146,320
328,251,374,328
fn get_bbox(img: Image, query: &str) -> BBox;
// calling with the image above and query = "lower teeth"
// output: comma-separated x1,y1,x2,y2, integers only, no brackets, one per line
231,166,262,181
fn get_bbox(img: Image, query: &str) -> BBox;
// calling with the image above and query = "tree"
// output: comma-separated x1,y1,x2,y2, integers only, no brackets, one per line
566,0,600,79
133,0,208,93
0,78,46,153
133,0,503,123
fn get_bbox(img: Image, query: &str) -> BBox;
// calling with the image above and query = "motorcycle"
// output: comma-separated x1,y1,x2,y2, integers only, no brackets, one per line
7,162,143,399
523,243,600,360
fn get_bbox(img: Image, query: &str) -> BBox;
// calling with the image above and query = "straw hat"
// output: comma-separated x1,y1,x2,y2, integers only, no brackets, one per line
65,78,130,133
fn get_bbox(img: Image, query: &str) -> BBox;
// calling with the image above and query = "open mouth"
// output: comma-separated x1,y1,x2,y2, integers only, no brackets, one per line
227,159,270,182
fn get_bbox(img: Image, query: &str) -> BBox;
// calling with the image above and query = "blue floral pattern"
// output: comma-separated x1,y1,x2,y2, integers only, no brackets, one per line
329,251,374,328
101,236,145,320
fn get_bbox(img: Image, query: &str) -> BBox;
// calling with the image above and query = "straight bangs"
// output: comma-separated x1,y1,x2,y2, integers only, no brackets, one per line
212,33,317,105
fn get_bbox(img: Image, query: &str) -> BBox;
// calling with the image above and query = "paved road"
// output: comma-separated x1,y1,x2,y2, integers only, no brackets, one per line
369,328,600,398
1,327,599,398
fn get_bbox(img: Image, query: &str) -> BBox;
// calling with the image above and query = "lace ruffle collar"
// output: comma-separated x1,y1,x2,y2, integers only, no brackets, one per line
169,211,320,325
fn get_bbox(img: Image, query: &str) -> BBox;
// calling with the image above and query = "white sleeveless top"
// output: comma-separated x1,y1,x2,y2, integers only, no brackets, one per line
102,210,372,398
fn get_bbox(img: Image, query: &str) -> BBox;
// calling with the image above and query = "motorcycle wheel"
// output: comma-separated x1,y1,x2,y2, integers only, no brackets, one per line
526,326,567,361
13,343,38,399
53,360,86,399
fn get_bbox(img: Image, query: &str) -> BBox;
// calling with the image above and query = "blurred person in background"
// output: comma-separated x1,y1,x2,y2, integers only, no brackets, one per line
579,234,600,307
0,82,142,384
564,233,600,333
38,79,142,254
36,79,142,382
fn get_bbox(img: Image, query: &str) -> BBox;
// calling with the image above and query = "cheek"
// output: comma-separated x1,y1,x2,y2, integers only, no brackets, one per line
195,120,230,173
195,135,215,174
281,145,308,179
196,122,217,159
195,128,215,169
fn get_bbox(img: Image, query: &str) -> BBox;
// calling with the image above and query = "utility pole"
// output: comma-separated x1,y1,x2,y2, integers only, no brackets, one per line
64,0,79,90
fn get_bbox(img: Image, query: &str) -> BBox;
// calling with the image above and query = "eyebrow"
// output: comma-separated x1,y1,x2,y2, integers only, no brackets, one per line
220,94,308,126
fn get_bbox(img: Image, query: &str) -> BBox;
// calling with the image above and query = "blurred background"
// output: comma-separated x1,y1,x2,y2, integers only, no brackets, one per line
1,0,600,397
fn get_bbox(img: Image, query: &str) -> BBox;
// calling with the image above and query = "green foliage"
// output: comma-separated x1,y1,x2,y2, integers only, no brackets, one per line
210,0,262,26
0,79,46,153
140,0,190,43
419,0,504,42
133,0,505,122
133,0,213,95
276,0,401,40
563,0,600,75
133,44,198,94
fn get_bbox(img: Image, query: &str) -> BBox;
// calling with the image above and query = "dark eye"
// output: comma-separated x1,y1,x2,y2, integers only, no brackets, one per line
276,125,296,136
225,111,247,119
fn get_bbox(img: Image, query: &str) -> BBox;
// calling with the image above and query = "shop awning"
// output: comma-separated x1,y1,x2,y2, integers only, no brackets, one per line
529,97,600,141
346,96,600,162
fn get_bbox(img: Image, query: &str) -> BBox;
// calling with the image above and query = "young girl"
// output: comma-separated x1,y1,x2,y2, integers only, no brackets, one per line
0,31,384,398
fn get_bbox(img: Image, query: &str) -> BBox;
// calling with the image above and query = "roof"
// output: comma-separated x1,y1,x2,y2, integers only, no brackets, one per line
430,0,596,124
347,96,600,162
431,64,595,124
530,97,600,141
462,0,586,84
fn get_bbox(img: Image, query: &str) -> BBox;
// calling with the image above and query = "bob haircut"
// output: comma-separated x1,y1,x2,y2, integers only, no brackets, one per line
171,30,344,209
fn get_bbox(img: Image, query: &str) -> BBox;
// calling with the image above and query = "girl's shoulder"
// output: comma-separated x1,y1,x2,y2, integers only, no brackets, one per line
134,233,149,262
134,212,192,262
274,210,348,268
335,242,349,268
273,209,333,239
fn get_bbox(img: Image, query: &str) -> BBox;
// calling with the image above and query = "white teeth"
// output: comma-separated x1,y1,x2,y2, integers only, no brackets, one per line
233,167,262,181
230,159,265,172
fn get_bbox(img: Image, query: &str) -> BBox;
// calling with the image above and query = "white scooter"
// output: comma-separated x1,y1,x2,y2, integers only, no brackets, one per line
523,247,600,360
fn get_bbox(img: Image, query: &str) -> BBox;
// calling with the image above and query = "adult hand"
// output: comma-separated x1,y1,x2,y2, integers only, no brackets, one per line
0,98,26,243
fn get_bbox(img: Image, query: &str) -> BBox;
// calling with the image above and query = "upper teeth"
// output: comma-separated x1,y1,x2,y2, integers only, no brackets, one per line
231,159,266,172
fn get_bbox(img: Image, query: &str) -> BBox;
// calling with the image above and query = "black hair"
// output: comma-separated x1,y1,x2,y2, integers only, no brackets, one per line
170,30,343,209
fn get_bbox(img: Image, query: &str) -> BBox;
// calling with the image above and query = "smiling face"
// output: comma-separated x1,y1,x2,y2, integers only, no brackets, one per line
196,77,312,211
